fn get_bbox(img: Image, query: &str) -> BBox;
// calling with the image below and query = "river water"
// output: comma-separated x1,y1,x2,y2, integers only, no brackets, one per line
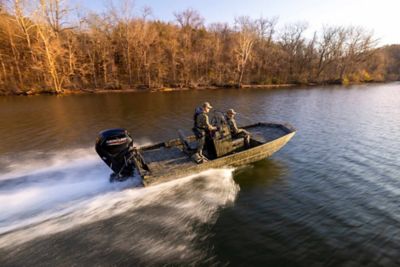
0,83,399,266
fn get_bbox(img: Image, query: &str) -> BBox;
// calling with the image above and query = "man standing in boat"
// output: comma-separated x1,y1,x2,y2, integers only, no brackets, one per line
193,102,216,163
225,109,250,146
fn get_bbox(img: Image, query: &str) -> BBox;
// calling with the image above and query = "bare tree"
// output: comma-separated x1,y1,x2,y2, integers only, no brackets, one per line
279,22,308,82
339,26,376,81
109,0,135,86
255,16,277,44
234,16,257,87
35,0,69,93
174,8,204,86
174,8,204,29
39,0,69,33
316,26,343,81
4,18,23,85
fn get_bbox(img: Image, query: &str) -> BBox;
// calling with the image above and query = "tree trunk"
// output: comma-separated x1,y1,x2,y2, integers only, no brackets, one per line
37,26,63,93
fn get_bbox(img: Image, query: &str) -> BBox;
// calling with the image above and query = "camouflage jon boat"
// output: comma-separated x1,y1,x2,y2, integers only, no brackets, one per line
95,122,296,186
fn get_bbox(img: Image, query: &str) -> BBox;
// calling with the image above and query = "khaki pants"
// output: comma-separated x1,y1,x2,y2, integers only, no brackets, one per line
196,135,206,155
233,129,250,146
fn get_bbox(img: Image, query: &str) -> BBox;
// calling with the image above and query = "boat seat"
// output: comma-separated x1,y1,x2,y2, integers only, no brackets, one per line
231,137,245,149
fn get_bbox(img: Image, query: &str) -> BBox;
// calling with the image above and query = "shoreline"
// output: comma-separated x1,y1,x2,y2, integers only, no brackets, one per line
0,84,298,96
0,81,391,96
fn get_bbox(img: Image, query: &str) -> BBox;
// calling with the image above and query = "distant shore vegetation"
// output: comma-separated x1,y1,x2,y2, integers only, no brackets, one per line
0,1,399,95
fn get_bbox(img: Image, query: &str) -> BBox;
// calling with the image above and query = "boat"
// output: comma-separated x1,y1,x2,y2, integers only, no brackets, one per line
95,115,296,186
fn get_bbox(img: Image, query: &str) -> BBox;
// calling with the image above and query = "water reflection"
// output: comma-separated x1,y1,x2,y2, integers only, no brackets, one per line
234,159,288,189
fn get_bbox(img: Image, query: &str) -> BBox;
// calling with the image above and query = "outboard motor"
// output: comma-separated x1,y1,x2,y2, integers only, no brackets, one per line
95,128,135,181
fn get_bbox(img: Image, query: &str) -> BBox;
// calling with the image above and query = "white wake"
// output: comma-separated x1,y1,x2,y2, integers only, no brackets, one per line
0,148,239,264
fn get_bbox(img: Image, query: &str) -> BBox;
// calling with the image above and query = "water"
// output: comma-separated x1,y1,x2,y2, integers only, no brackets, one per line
0,83,399,266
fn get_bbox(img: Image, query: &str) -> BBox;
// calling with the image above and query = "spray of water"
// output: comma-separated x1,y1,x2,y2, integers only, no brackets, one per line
0,148,239,264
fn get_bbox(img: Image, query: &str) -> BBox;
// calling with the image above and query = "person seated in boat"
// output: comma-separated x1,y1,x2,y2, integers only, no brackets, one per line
192,102,217,163
225,109,250,146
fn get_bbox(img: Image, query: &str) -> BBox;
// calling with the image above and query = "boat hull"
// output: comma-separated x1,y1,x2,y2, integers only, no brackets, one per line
142,123,296,186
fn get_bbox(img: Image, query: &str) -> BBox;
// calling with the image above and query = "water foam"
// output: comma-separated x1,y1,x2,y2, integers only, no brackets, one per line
0,148,239,264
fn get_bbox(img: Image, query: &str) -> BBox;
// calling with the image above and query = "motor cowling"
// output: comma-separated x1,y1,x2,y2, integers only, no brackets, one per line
95,128,135,179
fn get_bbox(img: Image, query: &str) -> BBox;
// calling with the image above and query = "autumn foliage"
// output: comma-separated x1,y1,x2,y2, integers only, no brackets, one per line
0,1,398,95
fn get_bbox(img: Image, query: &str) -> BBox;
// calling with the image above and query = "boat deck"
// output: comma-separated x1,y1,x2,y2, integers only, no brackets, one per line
141,146,195,176
245,124,288,143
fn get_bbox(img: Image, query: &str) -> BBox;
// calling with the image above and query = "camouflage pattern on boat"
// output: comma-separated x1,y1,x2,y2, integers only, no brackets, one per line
138,122,296,186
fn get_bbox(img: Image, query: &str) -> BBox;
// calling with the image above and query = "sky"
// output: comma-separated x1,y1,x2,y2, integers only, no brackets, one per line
72,0,400,45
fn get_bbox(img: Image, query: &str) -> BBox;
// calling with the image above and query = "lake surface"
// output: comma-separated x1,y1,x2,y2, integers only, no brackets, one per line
0,83,399,266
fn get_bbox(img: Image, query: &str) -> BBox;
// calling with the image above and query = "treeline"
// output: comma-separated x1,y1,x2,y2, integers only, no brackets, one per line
0,1,399,95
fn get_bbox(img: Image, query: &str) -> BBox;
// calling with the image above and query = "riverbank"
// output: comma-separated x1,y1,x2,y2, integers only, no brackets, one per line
0,84,297,96
0,80,391,96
